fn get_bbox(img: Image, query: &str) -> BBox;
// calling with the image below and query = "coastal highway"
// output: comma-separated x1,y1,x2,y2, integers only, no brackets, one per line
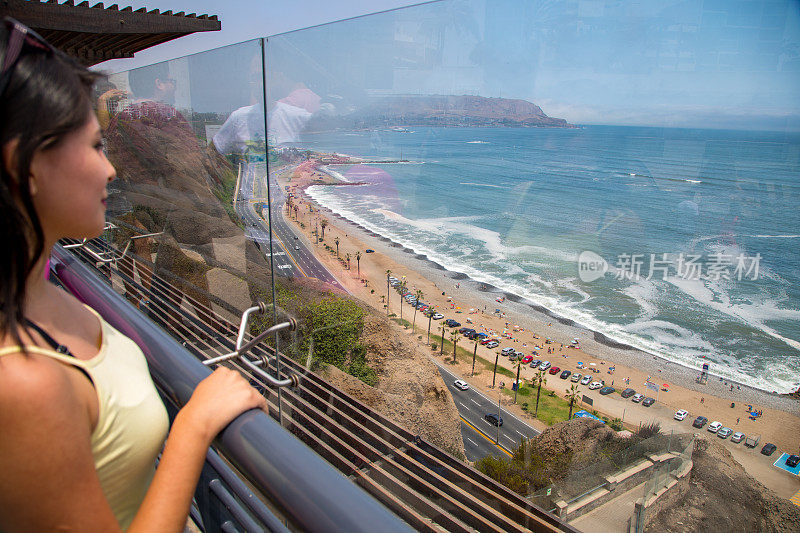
235,174,339,285
436,363,540,461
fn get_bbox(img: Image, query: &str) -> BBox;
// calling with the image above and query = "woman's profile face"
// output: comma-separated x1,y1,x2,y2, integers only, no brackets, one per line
29,113,116,243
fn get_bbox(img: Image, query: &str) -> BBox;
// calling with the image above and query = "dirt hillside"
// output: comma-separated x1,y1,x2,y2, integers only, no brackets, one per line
644,437,800,533
322,312,466,459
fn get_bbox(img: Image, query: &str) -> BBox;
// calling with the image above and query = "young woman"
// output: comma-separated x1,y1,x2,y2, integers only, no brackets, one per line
0,18,266,531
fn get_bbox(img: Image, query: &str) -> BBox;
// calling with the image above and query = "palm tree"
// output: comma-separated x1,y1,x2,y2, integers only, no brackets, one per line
492,350,500,388
426,308,433,344
398,280,407,324
438,322,447,358
345,252,351,270
532,370,547,418
320,219,327,239
334,237,340,257
385,269,392,315
513,359,524,404
355,251,362,276
412,289,423,332
566,384,581,420
449,330,459,364
471,338,479,376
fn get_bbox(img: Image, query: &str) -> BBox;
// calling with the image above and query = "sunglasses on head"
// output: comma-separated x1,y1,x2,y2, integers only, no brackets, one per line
0,17,56,96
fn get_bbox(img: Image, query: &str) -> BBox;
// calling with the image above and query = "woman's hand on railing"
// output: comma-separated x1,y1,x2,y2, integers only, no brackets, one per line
180,367,267,444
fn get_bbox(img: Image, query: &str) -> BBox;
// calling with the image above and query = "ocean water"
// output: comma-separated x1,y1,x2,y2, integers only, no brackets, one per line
290,125,800,394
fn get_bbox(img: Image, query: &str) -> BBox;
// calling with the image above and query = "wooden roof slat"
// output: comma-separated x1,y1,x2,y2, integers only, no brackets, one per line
0,0,220,66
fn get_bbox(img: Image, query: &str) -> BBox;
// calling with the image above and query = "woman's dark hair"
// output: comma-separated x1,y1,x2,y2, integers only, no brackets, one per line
0,22,100,346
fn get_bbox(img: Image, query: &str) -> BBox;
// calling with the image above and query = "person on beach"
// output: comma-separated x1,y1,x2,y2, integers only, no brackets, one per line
0,20,265,531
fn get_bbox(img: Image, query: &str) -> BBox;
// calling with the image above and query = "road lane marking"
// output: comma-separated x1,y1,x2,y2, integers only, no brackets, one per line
460,416,512,457
466,437,478,447
459,402,468,410
470,398,481,406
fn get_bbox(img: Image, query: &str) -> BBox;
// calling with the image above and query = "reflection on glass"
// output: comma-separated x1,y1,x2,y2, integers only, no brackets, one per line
89,0,800,523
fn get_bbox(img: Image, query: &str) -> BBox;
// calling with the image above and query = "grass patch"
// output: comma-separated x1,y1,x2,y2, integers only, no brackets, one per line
503,386,575,426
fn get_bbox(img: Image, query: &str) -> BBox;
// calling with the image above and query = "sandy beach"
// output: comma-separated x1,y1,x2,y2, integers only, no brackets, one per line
274,158,800,461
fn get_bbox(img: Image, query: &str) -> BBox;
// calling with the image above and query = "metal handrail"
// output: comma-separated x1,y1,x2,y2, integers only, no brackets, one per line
50,244,412,533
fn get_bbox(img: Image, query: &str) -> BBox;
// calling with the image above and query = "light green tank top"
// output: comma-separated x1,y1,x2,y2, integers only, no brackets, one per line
0,310,169,530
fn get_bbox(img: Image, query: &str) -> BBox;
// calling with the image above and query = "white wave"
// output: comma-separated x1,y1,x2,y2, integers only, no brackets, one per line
459,182,510,189
466,140,490,144
318,165,350,183
683,179,702,183
622,280,660,320
306,185,800,393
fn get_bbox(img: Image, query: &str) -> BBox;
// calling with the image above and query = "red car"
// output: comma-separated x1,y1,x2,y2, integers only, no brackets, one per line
548,366,561,375
521,355,533,364
480,337,495,345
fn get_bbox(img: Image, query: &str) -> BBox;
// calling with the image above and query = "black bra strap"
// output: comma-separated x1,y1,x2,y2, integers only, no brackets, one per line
24,319,74,357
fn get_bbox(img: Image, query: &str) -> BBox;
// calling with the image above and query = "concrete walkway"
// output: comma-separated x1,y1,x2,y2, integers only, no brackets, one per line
570,481,647,533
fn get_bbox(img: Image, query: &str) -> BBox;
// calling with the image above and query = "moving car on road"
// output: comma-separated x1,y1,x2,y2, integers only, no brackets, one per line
674,409,688,421
621,388,636,398
692,416,708,428
485,413,503,427
453,380,469,391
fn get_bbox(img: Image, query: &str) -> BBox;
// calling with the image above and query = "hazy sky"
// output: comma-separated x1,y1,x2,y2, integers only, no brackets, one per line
96,0,428,72
97,0,800,130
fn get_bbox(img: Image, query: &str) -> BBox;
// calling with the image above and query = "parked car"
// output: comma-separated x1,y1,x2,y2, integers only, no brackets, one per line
539,361,551,371
631,393,644,403
692,416,708,428
521,355,534,364
588,381,603,390
717,427,733,439
731,432,745,443
530,359,541,368
761,443,777,456
508,353,518,361
786,455,800,468
642,397,655,407
501,346,514,355
485,341,499,349
560,370,571,379
707,421,722,433
460,327,472,334
571,372,582,383
445,319,460,327
674,409,688,421
453,380,469,391
485,413,503,427
432,313,444,320
548,366,561,375
620,388,636,398
580,375,592,385
599,386,615,395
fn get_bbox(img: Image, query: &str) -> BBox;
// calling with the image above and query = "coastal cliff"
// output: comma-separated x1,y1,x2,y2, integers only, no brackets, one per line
308,94,573,130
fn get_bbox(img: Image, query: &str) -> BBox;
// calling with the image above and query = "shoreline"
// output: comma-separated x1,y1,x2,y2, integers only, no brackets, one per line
311,197,797,414
303,175,797,404
276,156,799,457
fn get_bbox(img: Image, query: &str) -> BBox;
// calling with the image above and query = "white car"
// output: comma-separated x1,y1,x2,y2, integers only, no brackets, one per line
453,380,469,391
717,427,733,439
432,313,444,320
539,361,551,371
674,409,688,421
588,381,603,390
731,432,745,443
571,373,582,383
707,421,722,433
580,375,592,385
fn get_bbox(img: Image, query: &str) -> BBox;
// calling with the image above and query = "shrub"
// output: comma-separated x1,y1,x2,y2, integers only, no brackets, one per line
636,421,662,439
609,418,624,431
431,342,438,351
